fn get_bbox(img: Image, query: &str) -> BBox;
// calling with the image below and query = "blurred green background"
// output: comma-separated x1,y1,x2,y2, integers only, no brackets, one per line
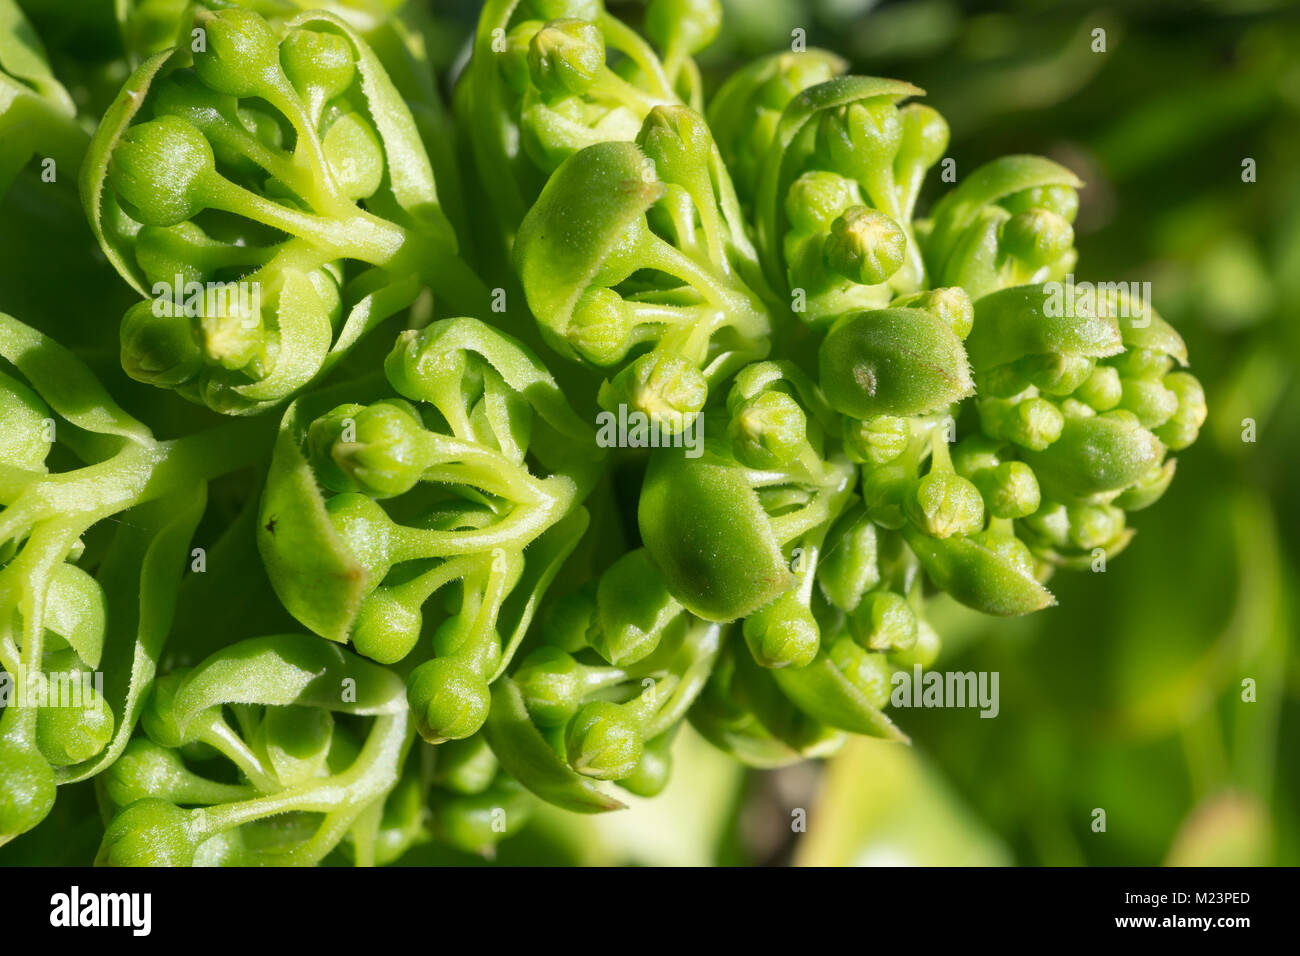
427,0,1297,866
2,0,1295,866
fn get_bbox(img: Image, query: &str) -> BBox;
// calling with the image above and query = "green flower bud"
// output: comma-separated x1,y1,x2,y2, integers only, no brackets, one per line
1108,347,1172,381
108,116,216,227
729,391,807,469
307,404,363,492
351,589,423,664
843,414,911,465
821,100,903,183
308,400,427,499
637,105,715,193
141,671,191,749
1021,501,1130,561
897,103,949,173
431,780,533,856
149,73,257,176
785,170,861,235
892,287,974,340
1072,363,1122,410
35,681,115,767
324,492,396,586
594,549,683,665
199,305,264,372
601,351,708,435
120,300,204,387
1059,397,1096,419
1118,377,1179,429
565,700,644,780
978,363,1033,399
280,28,356,107
1021,411,1164,503
861,462,910,529
522,93,612,172
261,705,333,788
432,735,499,795
817,506,881,611
1019,501,1069,550
528,19,605,98
823,206,908,286
321,109,385,201
889,617,941,669
95,799,199,867
820,308,973,419
1114,458,1177,511
513,142,674,360
567,288,635,365
133,222,224,289
903,525,1054,616
743,590,820,668
1017,352,1095,396
42,568,106,670
0,739,56,840
618,733,674,798
542,587,598,652
850,589,917,652
827,637,892,710
1066,503,1127,551
514,647,592,726
1001,184,1079,223
979,394,1065,451
407,658,492,744
908,470,984,538
1153,371,1206,450
976,460,1041,519
951,432,1002,476
192,9,285,99
1000,208,1073,268
646,0,723,55
239,105,286,150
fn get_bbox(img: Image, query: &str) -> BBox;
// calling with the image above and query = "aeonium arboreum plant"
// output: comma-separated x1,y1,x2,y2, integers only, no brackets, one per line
0,0,1209,865
82,6,487,415
513,105,777,435
95,633,412,866
0,313,268,845
460,0,722,238
257,317,602,745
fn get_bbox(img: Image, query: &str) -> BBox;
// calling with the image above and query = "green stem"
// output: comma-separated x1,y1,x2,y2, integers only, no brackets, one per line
597,13,675,101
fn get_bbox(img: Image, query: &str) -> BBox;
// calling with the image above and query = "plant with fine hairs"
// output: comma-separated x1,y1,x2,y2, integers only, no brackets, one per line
257,318,600,746
0,313,267,846
0,0,1211,866
460,0,722,236
488,591,723,808
95,634,412,865
715,54,953,325
82,6,486,415
514,107,776,434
